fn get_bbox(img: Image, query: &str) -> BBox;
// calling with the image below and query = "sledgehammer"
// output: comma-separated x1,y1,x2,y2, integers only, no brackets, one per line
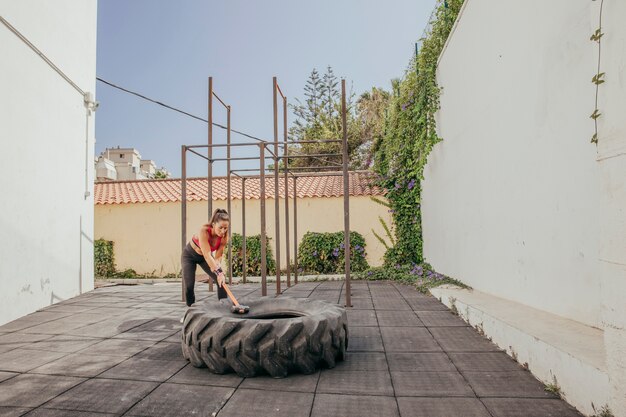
221,282,250,314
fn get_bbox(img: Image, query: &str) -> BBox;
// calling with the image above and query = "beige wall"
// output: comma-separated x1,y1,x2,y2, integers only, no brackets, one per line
95,196,392,275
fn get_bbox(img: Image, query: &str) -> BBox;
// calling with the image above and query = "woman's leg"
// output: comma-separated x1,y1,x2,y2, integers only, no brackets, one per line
197,261,228,300
181,244,199,306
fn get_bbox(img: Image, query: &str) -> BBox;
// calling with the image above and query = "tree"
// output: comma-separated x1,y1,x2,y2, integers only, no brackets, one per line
153,168,170,179
353,87,391,169
289,66,365,169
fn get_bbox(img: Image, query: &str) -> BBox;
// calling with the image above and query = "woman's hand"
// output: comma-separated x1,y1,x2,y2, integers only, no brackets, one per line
216,272,226,287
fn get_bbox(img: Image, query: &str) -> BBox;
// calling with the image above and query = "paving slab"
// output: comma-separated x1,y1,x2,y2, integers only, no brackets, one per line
347,327,383,352
429,327,502,352
317,370,394,396
380,327,442,352
78,338,156,357
20,314,107,335
348,298,374,310
404,297,449,311
481,398,583,417
98,357,187,382
391,371,474,397
0,406,31,417
333,352,388,372
449,352,524,372
376,310,424,327
44,378,158,414
134,341,182,361
0,312,74,333
28,353,126,377
0,349,67,373
463,371,558,398
217,388,313,417
0,374,84,407
29,335,103,353
397,397,491,417
346,310,378,327
168,364,243,387
126,383,233,417
372,298,412,311
24,409,115,417
239,372,319,392
386,352,457,372
416,311,469,327
0,372,17,383
311,393,399,417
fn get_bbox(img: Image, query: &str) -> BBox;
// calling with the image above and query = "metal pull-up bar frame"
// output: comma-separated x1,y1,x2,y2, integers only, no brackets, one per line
181,77,352,307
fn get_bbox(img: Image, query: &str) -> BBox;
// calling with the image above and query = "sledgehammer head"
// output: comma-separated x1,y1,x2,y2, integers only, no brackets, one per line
230,305,250,314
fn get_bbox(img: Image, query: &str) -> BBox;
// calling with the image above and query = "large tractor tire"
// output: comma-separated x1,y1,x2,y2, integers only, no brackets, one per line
181,296,348,377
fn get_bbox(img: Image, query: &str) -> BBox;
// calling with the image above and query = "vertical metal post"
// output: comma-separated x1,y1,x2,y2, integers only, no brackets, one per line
227,105,232,285
342,79,352,308
207,77,214,294
259,144,267,296
293,176,298,285
208,77,213,218
273,77,281,295
181,146,187,302
283,95,291,287
242,177,247,284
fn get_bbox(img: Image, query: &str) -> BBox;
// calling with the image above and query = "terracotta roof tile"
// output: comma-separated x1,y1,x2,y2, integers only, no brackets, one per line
94,171,383,205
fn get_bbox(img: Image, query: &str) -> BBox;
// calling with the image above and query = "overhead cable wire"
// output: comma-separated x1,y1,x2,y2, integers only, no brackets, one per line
96,77,267,143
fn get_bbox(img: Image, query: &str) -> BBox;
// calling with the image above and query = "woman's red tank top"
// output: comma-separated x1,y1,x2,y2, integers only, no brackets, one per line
192,227,222,252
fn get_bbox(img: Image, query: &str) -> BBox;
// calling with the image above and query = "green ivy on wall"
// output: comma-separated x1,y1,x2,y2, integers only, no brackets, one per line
373,0,464,266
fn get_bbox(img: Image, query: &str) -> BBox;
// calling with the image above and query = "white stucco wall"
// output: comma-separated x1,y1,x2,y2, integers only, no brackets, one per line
423,0,605,328
423,0,626,413
595,1,626,413
0,1,97,325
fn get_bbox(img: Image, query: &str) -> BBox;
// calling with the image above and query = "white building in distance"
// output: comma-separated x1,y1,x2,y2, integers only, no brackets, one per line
95,147,170,181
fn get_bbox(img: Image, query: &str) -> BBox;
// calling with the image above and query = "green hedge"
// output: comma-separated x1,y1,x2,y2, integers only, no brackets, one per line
227,233,276,276
297,231,369,274
94,239,116,277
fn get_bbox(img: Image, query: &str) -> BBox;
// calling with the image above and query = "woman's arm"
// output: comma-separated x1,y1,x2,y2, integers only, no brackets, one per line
213,237,227,286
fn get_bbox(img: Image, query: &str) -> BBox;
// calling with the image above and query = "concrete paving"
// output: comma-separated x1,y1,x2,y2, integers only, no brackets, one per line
0,281,584,416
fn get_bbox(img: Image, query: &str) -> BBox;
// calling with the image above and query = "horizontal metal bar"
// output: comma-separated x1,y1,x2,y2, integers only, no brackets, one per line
276,139,342,145
230,168,276,173
211,156,261,162
187,139,342,149
187,142,265,149
187,148,209,161
278,153,342,159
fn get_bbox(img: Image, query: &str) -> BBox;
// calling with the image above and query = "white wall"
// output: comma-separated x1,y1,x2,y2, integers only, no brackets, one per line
423,0,604,328
0,0,97,325
595,1,626,413
424,0,626,413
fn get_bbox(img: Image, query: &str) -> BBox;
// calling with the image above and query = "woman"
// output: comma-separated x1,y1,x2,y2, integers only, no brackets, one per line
182,208,229,306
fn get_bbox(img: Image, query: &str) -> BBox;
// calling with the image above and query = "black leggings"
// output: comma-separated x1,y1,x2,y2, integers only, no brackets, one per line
181,243,226,306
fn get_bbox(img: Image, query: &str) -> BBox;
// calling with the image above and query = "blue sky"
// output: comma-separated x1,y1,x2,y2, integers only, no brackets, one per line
96,0,437,177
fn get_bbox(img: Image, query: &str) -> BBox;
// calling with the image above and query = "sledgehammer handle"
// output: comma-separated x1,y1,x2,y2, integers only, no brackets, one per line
221,282,241,307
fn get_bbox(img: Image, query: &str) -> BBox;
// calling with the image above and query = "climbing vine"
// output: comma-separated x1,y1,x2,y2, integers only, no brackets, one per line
590,0,605,145
372,0,464,266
